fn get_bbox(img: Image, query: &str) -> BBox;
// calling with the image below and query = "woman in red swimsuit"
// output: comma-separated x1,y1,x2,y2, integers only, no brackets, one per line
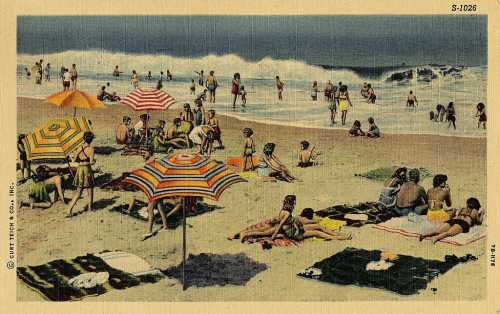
231,72,240,109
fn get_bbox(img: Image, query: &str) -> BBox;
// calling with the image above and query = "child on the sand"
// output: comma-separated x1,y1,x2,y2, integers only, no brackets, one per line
349,120,365,137
476,102,486,129
367,117,380,138
242,128,256,171
297,140,319,168
24,67,31,79
419,197,484,244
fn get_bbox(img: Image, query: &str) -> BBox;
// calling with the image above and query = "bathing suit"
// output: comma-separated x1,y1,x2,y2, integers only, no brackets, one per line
445,219,470,233
231,80,239,94
73,146,94,188
339,92,349,111
298,161,313,168
283,214,305,241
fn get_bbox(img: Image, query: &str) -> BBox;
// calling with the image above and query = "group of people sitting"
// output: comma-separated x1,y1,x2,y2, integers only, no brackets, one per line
360,82,376,104
378,167,484,243
97,84,121,102
348,117,380,138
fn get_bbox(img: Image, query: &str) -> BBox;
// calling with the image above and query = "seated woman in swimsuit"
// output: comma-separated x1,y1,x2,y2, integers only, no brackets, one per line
419,197,484,244
165,118,190,149
261,143,297,182
297,140,320,168
378,167,407,209
426,174,452,221
240,195,351,242
19,165,67,210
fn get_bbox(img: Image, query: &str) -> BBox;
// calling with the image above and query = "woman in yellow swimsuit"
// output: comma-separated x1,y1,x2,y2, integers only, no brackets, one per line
338,84,352,126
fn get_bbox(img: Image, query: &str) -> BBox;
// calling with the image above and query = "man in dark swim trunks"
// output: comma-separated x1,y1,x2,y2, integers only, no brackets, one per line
393,168,428,216
407,90,418,108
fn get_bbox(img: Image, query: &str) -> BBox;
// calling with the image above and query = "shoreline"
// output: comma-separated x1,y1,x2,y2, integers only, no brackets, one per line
17,96,487,141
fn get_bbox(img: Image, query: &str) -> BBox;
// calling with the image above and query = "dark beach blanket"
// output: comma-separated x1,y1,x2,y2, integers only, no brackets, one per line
109,201,221,229
297,247,477,295
315,202,395,227
17,253,164,301
100,172,139,192
163,253,267,289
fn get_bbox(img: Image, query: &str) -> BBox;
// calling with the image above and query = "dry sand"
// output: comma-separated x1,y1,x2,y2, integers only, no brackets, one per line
16,96,486,301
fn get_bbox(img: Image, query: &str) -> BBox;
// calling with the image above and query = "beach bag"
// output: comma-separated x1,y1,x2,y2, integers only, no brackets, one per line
257,161,270,177
377,187,399,209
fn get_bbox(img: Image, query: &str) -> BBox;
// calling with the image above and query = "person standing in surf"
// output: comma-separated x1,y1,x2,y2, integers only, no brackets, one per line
339,84,352,126
476,102,486,129
231,73,241,109
407,90,418,108
69,64,78,90
206,70,218,103
131,70,139,89
195,70,204,86
311,81,319,101
276,76,284,101
446,102,456,130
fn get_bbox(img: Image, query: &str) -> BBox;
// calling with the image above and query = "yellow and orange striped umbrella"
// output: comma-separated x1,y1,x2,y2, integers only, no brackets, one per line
23,117,93,160
123,153,246,202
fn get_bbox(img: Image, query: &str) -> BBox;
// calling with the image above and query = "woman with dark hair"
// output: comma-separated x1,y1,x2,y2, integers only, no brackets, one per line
261,143,296,182
378,167,407,210
446,102,456,129
338,85,352,125
426,174,452,222
231,73,241,109
19,165,67,210
419,197,484,244
239,195,350,241
297,140,319,167
66,131,96,217
348,120,365,137
179,103,194,125
476,102,486,129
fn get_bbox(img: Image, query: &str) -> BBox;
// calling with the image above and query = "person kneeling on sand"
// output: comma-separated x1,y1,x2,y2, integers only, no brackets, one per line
349,120,365,137
19,165,67,210
189,125,215,155
419,197,484,244
261,143,297,182
297,140,320,168
392,168,428,216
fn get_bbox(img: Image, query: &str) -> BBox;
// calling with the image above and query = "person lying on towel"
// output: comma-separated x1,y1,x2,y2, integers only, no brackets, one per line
419,197,484,244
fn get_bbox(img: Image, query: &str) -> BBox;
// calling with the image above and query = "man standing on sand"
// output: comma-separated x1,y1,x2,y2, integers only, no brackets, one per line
407,90,418,108
276,76,284,101
62,68,71,91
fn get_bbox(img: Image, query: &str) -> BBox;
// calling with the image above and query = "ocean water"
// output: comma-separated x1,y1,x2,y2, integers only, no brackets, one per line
17,51,487,137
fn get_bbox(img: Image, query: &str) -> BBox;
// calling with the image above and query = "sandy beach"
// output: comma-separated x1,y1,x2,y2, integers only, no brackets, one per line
16,96,486,301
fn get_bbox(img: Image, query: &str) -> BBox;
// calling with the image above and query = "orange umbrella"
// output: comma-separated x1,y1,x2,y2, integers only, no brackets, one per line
47,90,105,116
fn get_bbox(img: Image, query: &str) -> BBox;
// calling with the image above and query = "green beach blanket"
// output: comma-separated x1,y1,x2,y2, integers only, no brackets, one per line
355,166,432,182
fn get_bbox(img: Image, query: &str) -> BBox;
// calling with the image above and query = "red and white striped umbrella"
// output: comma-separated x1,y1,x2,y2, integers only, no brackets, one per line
121,88,176,111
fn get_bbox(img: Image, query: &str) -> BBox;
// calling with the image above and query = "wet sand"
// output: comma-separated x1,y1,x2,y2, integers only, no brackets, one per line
16,96,486,301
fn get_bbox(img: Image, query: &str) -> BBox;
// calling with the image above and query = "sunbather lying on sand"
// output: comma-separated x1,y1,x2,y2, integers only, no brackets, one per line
230,195,351,242
419,197,484,244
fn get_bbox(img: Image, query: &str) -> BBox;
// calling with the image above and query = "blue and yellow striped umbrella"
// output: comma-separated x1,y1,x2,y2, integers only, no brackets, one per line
23,117,93,160
123,153,246,201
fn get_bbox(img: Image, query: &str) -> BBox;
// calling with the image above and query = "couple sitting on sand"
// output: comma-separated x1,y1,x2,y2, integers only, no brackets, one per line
229,195,351,242
348,117,380,138
379,168,485,243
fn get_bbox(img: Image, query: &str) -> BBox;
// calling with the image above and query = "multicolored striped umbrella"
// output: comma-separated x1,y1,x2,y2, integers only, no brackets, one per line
122,154,246,201
123,153,245,290
23,117,93,160
121,88,176,111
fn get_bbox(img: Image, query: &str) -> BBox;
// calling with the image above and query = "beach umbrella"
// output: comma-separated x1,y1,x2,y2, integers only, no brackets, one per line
120,88,177,145
23,117,93,161
122,153,246,289
47,90,105,117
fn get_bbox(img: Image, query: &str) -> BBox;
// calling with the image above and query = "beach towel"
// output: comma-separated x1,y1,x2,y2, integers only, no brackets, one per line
16,251,164,301
109,201,221,229
315,202,395,227
372,216,486,246
297,247,477,295
163,253,267,289
225,156,259,170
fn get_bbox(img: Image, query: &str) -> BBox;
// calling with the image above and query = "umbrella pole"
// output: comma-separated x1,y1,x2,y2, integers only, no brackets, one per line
182,197,187,290
73,107,76,117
